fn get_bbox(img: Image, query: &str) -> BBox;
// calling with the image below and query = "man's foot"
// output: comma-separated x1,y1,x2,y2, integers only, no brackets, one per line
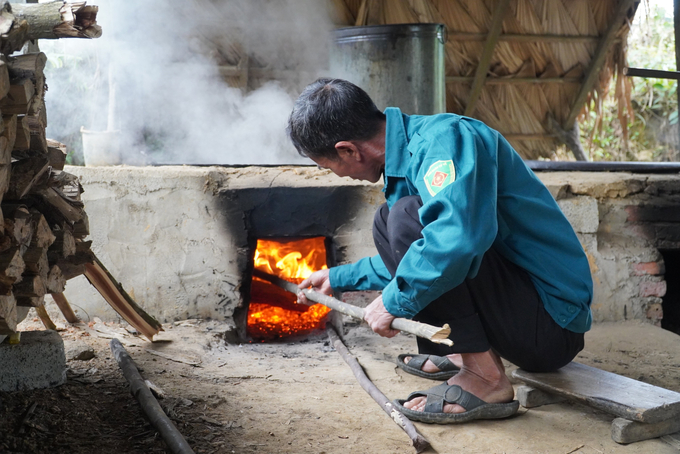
403,353,463,373
402,349,514,414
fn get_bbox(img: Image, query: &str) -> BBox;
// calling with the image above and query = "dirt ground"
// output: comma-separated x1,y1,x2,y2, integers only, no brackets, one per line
1,309,680,454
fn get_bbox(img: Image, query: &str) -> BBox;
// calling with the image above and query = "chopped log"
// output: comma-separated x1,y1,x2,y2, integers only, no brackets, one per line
33,187,84,224
16,295,43,307
2,114,17,152
7,155,50,200
0,293,17,334
0,138,9,197
35,303,56,330
0,3,11,35
22,245,48,277
50,292,79,323
58,262,85,280
3,205,33,247
0,78,34,115
45,264,65,294
84,254,163,341
46,139,67,170
0,232,11,253
14,274,45,298
10,2,102,40
0,60,9,99
23,115,47,153
12,114,30,152
6,52,46,84
56,239,92,279
30,211,56,249
0,247,24,287
49,229,76,260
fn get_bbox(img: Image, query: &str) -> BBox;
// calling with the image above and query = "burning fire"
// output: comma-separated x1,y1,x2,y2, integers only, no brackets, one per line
248,237,331,340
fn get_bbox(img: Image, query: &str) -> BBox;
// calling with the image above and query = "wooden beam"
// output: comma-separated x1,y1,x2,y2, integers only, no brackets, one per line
447,76,580,85
50,292,79,323
464,0,512,117
563,0,637,128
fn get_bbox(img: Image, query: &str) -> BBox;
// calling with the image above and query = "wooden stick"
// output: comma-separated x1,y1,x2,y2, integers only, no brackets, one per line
110,339,195,454
84,254,162,341
35,304,56,330
50,292,79,323
253,269,452,346
326,326,431,453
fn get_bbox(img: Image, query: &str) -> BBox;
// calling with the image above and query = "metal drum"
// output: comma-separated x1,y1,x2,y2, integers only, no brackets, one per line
330,23,446,115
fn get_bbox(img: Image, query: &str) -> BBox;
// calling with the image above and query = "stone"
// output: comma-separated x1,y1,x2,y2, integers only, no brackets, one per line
64,340,95,361
557,196,599,233
0,330,66,392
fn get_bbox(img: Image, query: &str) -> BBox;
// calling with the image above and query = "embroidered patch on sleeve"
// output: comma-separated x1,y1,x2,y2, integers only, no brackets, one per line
424,160,456,196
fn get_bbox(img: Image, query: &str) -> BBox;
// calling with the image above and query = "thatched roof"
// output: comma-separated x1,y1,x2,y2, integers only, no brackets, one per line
328,0,638,160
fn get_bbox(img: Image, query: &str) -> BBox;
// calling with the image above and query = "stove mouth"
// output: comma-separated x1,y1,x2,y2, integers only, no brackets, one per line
240,236,335,342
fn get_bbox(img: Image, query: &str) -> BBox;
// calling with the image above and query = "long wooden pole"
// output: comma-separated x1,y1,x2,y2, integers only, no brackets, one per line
253,269,453,346
326,326,431,453
110,339,195,454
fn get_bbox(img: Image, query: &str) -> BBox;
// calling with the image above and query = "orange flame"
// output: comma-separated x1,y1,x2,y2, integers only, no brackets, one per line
247,237,331,340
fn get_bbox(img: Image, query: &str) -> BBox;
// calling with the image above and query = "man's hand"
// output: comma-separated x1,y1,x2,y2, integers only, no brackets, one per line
364,295,399,338
297,269,332,305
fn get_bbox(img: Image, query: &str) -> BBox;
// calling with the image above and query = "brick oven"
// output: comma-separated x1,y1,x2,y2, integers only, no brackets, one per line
54,165,680,341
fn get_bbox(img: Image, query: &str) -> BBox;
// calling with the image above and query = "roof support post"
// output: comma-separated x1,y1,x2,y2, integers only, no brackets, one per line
464,0,512,117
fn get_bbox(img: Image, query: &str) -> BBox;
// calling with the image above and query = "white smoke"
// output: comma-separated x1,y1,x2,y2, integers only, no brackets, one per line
41,0,334,165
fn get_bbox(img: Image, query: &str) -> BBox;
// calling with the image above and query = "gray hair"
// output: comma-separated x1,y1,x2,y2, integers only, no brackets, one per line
287,78,386,160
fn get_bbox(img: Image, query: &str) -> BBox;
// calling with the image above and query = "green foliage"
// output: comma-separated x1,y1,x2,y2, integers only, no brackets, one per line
579,1,679,162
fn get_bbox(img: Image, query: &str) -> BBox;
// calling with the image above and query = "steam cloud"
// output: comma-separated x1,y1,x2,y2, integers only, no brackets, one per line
41,0,333,165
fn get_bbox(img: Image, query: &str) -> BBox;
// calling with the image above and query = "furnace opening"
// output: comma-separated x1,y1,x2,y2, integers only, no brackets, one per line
660,249,680,336
247,237,332,341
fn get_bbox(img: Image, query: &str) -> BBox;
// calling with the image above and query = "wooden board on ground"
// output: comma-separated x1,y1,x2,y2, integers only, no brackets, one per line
512,362,680,424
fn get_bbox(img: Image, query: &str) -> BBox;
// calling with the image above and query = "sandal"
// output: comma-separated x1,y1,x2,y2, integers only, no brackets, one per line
396,354,460,380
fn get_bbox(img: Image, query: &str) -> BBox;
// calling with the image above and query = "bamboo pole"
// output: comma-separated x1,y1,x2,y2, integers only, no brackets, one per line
110,339,195,454
326,326,431,453
252,269,453,346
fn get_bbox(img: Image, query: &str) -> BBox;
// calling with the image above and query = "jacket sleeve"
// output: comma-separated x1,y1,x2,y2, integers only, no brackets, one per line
329,254,392,292
381,120,500,318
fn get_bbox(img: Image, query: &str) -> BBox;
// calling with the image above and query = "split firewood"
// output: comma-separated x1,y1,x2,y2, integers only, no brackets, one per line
0,60,9,99
46,139,68,170
73,211,89,238
6,52,46,85
3,205,33,247
45,264,66,294
2,114,18,151
0,232,11,253
7,155,50,200
26,115,47,153
33,187,83,224
22,245,48,277
0,18,29,56
0,293,17,334
50,292,79,323
48,229,76,261
30,211,56,249
12,114,31,152
0,78,35,115
0,247,23,292
10,2,102,40
84,254,163,341
14,274,46,298
56,239,92,280
16,295,43,307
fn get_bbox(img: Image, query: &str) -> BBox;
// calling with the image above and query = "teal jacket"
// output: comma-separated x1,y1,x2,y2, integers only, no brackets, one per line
329,108,593,333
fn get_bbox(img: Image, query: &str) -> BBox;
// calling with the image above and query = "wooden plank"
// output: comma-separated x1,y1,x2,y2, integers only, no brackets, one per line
84,254,163,341
516,385,566,408
563,0,637,128
512,362,680,424
464,0,512,117
611,417,680,444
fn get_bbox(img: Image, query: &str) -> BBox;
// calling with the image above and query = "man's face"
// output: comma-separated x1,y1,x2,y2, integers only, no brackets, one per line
312,153,382,183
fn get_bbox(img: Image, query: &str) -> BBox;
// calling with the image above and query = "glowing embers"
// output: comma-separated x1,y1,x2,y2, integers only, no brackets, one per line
247,237,331,340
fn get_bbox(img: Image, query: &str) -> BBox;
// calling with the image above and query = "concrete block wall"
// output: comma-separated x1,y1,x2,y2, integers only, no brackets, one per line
57,166,680,334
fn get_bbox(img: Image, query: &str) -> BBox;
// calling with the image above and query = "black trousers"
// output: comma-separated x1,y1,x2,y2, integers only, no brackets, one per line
373,196,584,372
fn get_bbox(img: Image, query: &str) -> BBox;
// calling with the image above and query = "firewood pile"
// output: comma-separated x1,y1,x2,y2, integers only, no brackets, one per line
0,1,102,337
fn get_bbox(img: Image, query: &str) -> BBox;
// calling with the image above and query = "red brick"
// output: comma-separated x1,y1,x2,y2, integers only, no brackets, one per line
639,281,667,298
633,261,665,276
